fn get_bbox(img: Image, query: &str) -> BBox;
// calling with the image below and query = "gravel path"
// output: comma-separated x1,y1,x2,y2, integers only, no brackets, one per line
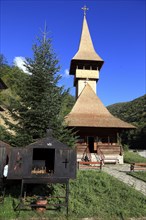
103,163,146,196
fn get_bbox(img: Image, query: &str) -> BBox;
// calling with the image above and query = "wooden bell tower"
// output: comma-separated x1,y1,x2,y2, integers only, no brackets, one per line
69,6,104,98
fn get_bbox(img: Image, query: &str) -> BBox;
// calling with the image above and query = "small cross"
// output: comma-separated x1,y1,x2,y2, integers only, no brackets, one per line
81,5,89,16
62,158,69,168
84,78,89,85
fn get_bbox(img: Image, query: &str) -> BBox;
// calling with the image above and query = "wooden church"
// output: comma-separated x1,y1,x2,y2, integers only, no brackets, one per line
65,6,135,164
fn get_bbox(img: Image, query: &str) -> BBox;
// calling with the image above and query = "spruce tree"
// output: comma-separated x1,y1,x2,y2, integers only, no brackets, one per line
4,33,76,147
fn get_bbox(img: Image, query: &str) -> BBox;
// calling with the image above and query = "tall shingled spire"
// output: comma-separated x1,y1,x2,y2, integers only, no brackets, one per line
73,6,103,62
69,6,104,75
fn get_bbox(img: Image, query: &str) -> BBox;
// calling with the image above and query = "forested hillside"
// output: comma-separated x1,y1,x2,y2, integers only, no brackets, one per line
107,95,146,127
107,95,146,149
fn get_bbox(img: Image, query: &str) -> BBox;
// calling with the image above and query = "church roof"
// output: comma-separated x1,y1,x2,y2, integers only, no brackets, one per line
65,84,135,129
69,15,104,74
73,16,103,62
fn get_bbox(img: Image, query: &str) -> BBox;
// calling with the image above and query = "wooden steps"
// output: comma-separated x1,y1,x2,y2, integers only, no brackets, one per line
97,144,122,164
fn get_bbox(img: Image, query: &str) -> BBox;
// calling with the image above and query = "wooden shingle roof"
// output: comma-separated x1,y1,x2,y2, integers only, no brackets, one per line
73,16,103,62
65,84,135,129
69,15,104,74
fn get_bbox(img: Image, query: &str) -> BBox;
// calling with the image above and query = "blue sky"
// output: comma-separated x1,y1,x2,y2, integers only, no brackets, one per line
1,0,145,106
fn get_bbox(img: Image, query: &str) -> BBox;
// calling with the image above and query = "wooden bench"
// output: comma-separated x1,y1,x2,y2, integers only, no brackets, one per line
104,158,119,164
130,163,146,171
78,161,103,170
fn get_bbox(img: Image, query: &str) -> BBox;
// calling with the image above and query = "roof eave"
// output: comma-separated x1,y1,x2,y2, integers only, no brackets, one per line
65,123,136,129
69,59,104,75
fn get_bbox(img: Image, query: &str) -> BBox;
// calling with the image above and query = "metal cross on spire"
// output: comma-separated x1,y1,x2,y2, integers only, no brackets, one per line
81,5,89,16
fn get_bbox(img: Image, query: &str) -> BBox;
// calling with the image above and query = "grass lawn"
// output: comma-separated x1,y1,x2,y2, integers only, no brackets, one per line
124,151,146,182
124,151,146,164
0,171,146,220
127,171,146,182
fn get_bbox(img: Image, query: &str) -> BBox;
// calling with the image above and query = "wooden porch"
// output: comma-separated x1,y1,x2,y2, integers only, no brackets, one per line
76,141,123,165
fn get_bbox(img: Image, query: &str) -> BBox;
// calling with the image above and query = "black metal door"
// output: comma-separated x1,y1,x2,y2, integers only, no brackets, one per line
55,149,76,179
22,148,32,178
7,148,26,179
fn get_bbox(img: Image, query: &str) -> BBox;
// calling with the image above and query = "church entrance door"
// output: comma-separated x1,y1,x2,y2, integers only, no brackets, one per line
87,137,95,153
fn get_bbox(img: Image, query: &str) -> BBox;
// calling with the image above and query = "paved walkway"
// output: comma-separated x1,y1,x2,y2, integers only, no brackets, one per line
103,163,146,196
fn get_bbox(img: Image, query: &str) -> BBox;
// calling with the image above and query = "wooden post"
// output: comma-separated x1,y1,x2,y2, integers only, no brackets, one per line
117,133,121,145
94,137,97,151
108,136,110,145
66,180,69,217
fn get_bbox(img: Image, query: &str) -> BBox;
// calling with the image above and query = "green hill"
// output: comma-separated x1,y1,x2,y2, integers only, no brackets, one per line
107,95,146,127
107,95,146,149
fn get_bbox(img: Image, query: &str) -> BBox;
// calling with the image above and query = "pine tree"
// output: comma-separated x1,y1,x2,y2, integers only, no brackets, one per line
3,33,76,147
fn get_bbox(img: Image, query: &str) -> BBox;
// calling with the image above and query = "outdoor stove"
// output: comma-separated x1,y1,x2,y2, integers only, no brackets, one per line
6,134,76,214
7,135,76,180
